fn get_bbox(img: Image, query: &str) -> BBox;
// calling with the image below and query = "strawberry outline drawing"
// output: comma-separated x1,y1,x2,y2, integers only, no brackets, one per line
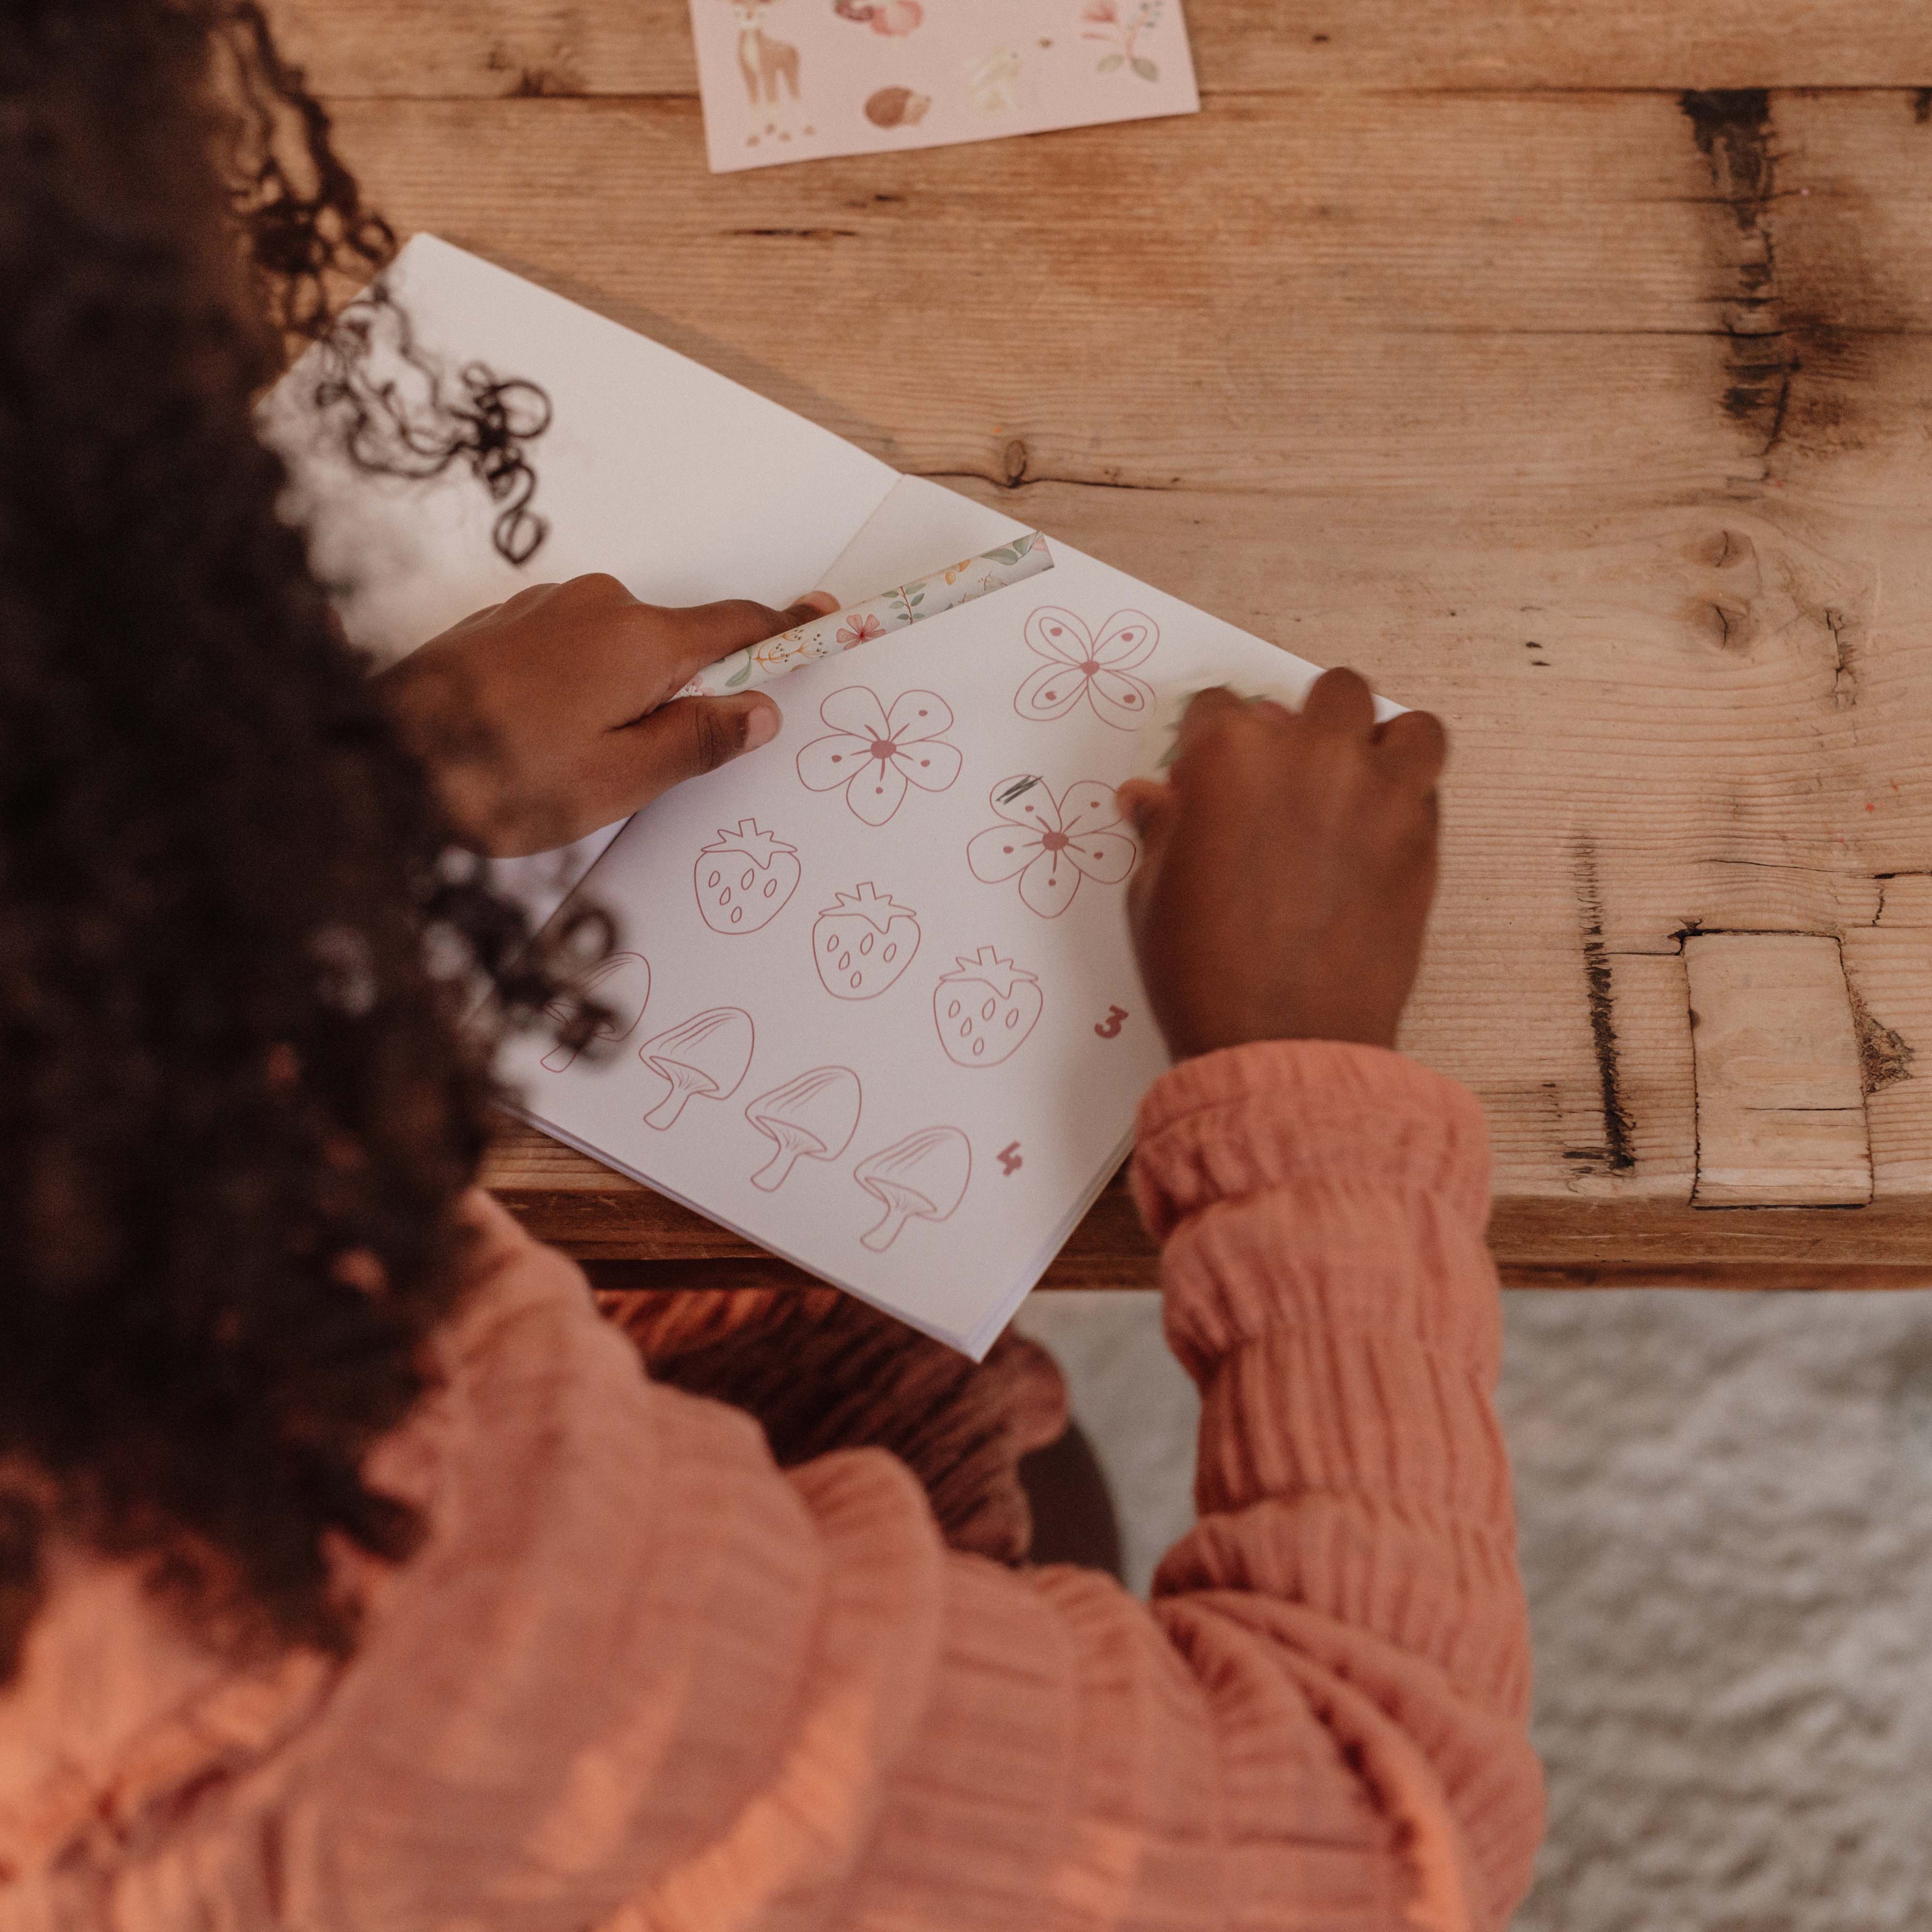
966,776,1138,919
795,686,962,826
1014,607,1157,730
933,946,1043,1067
813,881,921,999
693,818,801,934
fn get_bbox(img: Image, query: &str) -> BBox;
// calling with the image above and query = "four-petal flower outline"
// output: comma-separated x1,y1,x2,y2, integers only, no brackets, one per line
796,686,963,826
1014,606,1158,730
966,775,1137,919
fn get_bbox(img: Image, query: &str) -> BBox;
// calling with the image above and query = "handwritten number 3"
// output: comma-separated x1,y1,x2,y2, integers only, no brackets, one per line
1093,1005,1128,1040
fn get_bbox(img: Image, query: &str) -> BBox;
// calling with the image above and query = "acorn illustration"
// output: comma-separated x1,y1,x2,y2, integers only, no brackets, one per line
865,85,931,128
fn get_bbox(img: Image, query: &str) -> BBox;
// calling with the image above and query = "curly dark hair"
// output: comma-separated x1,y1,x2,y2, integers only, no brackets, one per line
0,0,606,1679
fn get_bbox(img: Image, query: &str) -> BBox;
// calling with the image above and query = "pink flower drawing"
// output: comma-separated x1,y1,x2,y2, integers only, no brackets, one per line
797,686,963,826
966,775,1137,918
1083,0,1163,78
1014,606,1158,729
835,610,885,648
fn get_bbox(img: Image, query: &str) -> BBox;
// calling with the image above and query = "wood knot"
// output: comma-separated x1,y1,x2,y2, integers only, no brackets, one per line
1002,437,1029,487
1703,527,1757,572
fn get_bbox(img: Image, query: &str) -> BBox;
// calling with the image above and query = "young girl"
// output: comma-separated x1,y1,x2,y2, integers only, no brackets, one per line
0,4,1543,1927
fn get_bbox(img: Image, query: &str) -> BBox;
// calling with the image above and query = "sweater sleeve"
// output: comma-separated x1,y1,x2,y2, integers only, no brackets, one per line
847,1041,1542,1932
1131,1039,1542,1930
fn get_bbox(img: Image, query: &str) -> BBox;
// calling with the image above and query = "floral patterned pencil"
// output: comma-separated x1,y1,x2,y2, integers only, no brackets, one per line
675,532,1054,699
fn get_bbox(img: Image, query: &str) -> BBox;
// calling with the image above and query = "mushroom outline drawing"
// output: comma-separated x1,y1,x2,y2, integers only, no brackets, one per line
636,1006,755,1129
541,952,652,1073
743,1066,863,1191
852,1126,971,1251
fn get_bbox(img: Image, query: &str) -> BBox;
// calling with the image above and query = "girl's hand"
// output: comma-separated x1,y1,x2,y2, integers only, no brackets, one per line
1114,670,1447,1061
376,574,835,857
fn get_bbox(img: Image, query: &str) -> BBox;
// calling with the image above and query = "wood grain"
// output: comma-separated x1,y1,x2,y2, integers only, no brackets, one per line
284,0,1932,1290
267,0,1932,99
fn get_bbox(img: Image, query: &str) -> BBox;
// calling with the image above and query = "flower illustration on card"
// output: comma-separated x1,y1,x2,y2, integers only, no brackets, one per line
797,686,963,826
1014,606,1158,729
1082,0,1163,79
966,775,1137,918
835,610,886,648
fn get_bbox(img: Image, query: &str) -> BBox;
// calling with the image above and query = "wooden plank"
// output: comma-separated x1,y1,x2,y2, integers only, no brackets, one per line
1682,933,1871,1205
308,90,1782,501
484,1125,1932,1279
305,91,1932,501
267,0,1932,99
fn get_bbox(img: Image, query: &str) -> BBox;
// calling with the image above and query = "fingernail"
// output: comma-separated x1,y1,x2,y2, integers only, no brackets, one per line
742,700,781,750
796,589,839,615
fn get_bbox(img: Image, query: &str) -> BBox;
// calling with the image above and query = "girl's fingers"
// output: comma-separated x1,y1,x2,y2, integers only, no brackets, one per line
1114,776,1173,843
1375,708,1449,788
620,594,839,706
1299,666,1377,736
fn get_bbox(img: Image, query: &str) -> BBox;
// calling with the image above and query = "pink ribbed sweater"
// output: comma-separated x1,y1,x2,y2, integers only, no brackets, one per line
0,1041,1543,1930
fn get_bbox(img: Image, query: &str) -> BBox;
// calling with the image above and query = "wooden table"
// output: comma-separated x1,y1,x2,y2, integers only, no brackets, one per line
276,0,1932,1291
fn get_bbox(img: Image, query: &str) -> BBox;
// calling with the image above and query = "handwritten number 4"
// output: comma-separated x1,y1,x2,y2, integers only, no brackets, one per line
997,1141,1023,1176
1093,1005,1128,1040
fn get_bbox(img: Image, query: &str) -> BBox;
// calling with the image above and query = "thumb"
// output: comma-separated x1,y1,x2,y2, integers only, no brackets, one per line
1114,776,1173,846
584,692,783,823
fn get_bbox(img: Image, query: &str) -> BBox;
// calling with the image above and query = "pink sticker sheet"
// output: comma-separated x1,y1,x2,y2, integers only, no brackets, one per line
688,0,1200,173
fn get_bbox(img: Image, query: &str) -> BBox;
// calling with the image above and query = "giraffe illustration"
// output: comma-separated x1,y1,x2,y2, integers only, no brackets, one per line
729,0,813,147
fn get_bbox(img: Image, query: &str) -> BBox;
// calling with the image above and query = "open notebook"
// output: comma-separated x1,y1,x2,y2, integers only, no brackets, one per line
269,236,1356,1355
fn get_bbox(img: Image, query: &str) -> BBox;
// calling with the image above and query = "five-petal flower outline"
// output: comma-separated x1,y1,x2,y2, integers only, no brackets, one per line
796,686,963,827
966,775,1137,919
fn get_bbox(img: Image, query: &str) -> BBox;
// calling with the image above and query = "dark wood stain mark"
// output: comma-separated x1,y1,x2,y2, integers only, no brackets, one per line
1682,89,1775,230
1573,836,1638,1173
1846,976,1916,1092
1825,606,1856,705
727,228,861,241
1915,89,1932,126
1679,89,1798,459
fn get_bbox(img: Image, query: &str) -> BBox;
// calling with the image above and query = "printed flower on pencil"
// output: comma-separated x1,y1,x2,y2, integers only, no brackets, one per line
836,610,886,648
966,775,1137,919
1015,606,1158,729
797,686,963,826
752,627,814,675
